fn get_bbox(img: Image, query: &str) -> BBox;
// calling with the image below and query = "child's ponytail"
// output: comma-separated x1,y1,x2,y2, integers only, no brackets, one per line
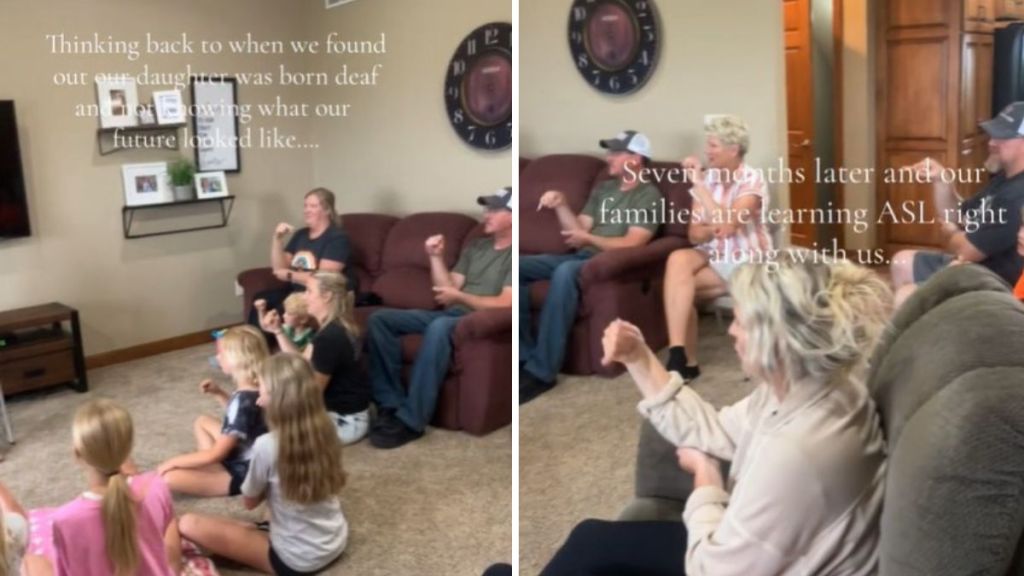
72,400,140,576
103,471,139,576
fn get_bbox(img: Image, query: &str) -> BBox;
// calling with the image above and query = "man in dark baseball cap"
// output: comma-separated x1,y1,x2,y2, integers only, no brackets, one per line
367,186,512,448
477,186,514,211
891,102,1024,307
520,131,663,404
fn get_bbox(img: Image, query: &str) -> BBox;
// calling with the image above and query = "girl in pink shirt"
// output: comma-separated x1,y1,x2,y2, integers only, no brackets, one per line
28,400,181,576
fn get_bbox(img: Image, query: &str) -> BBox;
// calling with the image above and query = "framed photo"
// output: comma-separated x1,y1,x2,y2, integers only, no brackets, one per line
194,171,229,199
96,79,139,129
152,90,185,124
121,163,171,206
191,76,241,173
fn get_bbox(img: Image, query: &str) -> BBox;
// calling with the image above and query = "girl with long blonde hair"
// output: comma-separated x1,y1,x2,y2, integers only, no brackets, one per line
28,400,180,576
542,252,892,575
179,354,348,575
263,271,370,445
158,325,270,497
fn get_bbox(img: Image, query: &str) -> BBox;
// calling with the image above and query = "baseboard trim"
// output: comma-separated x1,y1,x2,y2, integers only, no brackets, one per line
86,327,227,370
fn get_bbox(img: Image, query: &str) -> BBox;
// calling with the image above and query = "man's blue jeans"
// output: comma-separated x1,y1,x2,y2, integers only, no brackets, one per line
368,308,466,432
520,251,593,382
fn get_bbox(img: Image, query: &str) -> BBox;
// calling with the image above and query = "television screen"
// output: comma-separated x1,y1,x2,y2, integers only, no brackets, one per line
0,101,29,239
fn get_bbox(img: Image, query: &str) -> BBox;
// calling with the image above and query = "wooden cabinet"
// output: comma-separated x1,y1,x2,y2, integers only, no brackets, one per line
995,0,1024,20
877,0,995,253
0,303,87,397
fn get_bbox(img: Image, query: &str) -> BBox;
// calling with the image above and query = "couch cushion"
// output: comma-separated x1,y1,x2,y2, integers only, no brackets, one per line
519,154,607,255
372,213,478,309
868,265,1024,575
372,267,439,310
342,213,399,280
379,212,478,270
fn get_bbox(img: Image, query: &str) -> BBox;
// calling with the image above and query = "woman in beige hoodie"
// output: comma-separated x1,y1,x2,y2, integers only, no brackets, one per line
541,252,891,576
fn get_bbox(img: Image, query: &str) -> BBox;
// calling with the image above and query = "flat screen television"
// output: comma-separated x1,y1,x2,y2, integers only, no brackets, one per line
0,101,29,239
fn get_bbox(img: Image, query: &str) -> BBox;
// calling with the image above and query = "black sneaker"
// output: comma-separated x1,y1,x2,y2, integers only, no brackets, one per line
519,370,555,405
370,420,424,449
373,407,398,431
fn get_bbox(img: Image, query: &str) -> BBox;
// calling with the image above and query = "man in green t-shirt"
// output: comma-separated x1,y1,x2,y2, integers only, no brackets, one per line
520,131,664,404
368,188,513,449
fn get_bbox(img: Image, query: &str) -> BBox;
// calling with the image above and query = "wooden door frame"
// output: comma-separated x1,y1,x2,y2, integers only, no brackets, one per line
833,0,845,250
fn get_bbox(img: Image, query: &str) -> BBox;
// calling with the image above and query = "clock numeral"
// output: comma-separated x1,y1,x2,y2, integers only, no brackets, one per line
639,50,650,66
453,109,464,125
485,131,497,146
572,6,588,22
635,0,649,11
467,125,477,142
577,53,590,69
484,28,501,46
452,59,466,77
466,38,478,56
609,76,621,91
446,85,460,100
570,30,584,45
591,70,601,86
643,24,656,42
627,69,639,85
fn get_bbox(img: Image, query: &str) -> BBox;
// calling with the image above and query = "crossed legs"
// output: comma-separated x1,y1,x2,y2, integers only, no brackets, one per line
662,249,728,378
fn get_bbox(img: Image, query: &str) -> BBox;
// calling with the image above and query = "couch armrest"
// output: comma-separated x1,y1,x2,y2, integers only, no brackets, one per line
579,236,689,285
237,267,289,320
453,307,512,342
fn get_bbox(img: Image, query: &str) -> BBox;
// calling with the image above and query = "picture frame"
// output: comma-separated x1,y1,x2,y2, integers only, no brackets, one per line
190,76,241,173
326,0,358,7
194,171,229,199
96,78,139,129
121,163,172,206
152,90,186,125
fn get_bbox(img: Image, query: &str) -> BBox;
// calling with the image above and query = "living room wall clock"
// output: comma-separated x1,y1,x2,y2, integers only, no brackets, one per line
445,22,513,151
568,0,660,95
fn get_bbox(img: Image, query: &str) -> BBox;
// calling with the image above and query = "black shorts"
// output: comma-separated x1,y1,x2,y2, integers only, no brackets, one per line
221,459,250,497
269,546,328,576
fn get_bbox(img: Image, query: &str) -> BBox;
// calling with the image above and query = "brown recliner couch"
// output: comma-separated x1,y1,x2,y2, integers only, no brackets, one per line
519,154,693,377
238,212,512,435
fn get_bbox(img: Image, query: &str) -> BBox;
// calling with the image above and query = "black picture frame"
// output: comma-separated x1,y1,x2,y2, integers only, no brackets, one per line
190,76,241,174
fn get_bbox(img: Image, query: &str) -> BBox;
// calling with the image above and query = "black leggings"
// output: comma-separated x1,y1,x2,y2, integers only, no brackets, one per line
540,519,686,576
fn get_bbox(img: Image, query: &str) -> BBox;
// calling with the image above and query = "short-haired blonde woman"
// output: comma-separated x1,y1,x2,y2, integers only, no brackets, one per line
664,115,773,380
179,354,348,575
542,253,890,575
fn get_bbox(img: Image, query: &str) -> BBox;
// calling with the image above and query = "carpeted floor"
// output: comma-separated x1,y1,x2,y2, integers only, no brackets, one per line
518,315,755,575
0,344,512,576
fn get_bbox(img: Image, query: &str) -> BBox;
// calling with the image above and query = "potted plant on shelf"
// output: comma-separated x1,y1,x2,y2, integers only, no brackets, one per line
169,159,195,202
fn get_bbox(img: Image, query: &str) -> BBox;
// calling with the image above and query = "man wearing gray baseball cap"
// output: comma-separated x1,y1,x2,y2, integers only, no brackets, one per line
891,102,1024,307
519,131,663,404
367,187,513,448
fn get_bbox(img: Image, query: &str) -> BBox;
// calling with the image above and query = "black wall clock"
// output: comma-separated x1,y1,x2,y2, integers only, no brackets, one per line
568,0,659,95
445,22,513,151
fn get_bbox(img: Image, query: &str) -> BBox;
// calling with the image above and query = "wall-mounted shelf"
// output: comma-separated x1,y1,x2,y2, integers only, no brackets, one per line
122,195,234,239
97,123,187,156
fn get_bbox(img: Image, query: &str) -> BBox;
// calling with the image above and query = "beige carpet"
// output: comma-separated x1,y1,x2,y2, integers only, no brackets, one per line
519,316,755,575
0,344,512,576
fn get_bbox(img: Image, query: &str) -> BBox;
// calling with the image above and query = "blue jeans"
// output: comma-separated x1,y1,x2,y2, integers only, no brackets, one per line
367,308,466,431
520,252,593,382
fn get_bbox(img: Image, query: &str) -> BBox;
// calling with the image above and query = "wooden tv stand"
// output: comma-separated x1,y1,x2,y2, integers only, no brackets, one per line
0,303,87,396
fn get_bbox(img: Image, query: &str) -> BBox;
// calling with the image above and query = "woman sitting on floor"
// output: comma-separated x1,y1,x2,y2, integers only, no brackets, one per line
541,252,891,575
260,271,371,445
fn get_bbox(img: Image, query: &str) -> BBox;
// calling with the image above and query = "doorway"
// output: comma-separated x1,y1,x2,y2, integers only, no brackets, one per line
783,0,844,249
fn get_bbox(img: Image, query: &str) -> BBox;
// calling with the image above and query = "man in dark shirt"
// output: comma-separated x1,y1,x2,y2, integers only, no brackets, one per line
367,188,513,449
892,102,1024,307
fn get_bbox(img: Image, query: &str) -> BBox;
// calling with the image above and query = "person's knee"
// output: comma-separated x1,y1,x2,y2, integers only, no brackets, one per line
551,261,583,285
891,250,915,275
178,513,202,537
424,317,459,341
568,518,607,542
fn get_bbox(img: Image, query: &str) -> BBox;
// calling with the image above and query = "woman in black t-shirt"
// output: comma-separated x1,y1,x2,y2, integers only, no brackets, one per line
263,271,371,444
248,187,358,331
